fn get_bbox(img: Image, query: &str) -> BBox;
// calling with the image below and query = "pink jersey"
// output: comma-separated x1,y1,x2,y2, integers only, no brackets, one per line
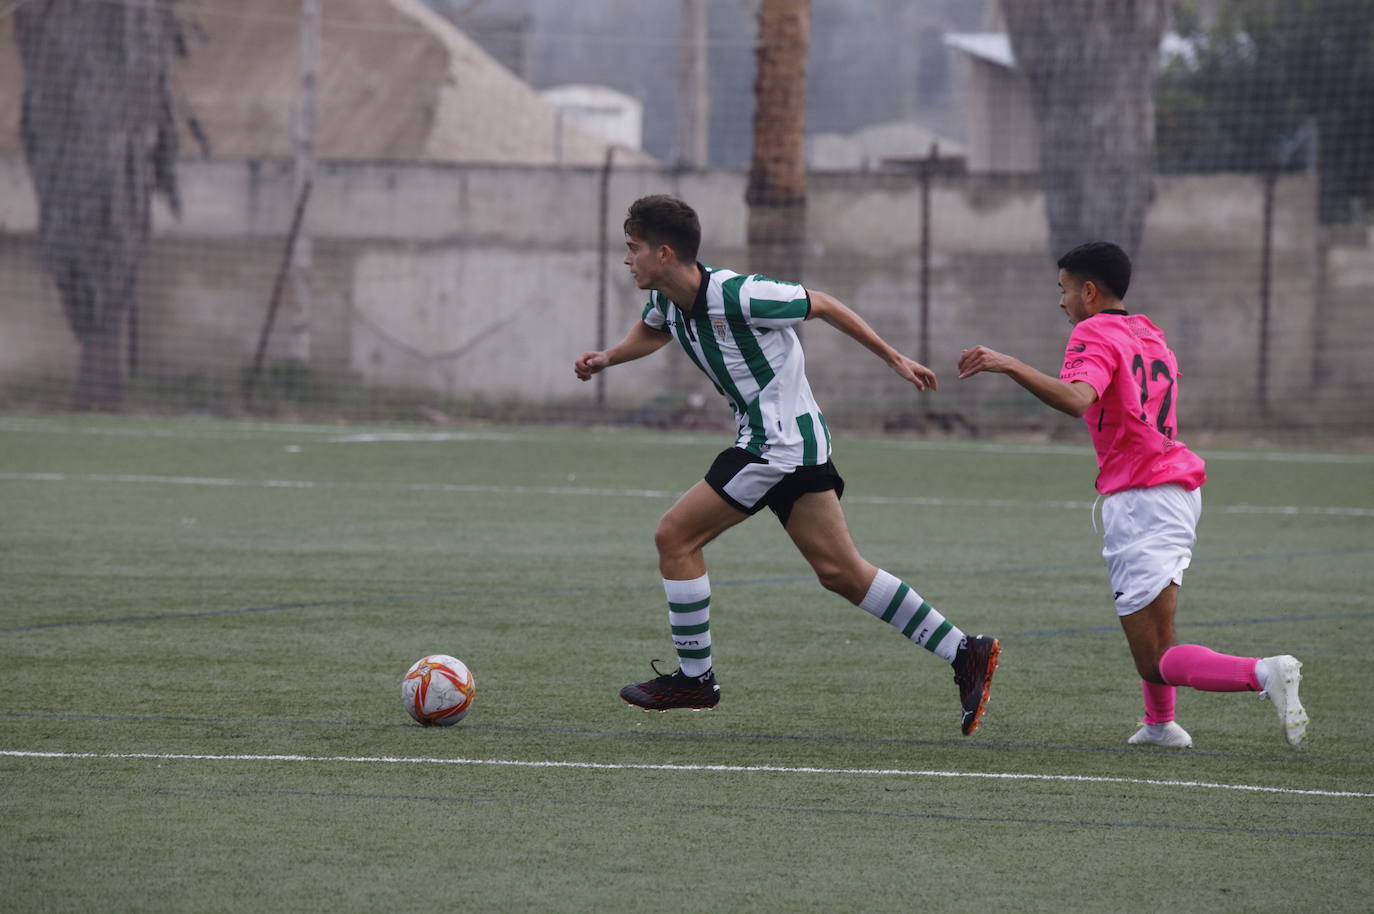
1059,310,1207,495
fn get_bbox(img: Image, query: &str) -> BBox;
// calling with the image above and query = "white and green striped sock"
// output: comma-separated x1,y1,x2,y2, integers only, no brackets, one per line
859,569,963,662
664,574,712,677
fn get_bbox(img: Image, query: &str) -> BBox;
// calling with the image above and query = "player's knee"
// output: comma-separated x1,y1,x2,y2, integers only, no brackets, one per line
653,519,679,557
1134,652,1167,684
653,515,693,559
815,565,863,602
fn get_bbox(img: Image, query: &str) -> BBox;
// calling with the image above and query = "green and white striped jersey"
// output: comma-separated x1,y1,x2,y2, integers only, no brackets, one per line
641,264,832,467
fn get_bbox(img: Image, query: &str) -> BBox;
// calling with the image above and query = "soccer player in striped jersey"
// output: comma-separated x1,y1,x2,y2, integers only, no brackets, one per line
574,194,999,735
957,241,1308,748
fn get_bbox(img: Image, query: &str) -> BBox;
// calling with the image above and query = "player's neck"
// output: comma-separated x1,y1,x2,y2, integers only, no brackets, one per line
660,261,705,312
1087,298,1126,318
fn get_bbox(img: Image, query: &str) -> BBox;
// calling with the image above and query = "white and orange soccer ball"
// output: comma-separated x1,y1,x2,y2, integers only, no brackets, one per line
401,654,475,726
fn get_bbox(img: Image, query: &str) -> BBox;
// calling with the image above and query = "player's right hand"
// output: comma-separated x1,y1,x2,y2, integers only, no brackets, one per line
574,351,608,381
957,345,1014,379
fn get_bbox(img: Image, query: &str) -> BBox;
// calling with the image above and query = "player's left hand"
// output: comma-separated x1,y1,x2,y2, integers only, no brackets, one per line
891,355,938,391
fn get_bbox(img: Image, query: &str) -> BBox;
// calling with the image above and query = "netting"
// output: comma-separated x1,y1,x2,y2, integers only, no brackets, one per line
1,0,1370,434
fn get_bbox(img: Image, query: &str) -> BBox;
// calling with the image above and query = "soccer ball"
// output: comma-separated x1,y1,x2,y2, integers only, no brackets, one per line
401,654,475,726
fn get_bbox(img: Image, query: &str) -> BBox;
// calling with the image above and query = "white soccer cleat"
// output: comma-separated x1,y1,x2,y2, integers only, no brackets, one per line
1256,655,1308,746
1128,720,1193,748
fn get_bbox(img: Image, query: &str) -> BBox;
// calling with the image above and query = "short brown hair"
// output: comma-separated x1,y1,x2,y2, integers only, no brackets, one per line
1058,241,1132,300
624,195,700,262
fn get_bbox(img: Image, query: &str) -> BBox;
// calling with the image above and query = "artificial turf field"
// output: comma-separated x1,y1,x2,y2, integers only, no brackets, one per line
2,414,1371,912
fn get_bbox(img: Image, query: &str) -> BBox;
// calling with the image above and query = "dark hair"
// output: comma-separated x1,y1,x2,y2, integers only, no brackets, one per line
1057,241,1132,300
624,195,701,263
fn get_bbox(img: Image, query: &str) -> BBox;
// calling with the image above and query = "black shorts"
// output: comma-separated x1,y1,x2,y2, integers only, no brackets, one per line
704,447,846,528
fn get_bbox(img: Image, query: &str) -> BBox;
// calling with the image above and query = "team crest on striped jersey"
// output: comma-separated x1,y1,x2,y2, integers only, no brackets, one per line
711,318,728,340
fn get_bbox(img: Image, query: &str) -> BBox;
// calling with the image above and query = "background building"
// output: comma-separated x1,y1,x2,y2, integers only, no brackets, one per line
430,0,986,169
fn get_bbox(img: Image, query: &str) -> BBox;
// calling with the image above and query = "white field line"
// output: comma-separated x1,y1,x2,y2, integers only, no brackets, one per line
3,749,1369,800
3,471,1373,518
3,417,1373,464
880,439,1374,465
0,472,677,500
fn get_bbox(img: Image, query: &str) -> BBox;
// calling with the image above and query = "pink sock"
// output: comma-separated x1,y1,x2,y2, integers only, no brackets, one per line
1159,644,1261,692
1140,679,1176,724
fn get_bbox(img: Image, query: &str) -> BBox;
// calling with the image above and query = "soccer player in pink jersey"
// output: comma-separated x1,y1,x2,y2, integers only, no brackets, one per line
957,241,1308,748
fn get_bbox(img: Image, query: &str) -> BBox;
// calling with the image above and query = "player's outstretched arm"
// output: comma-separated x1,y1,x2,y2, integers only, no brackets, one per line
575,321,672,381
807,290,938,391
957,345,1097,417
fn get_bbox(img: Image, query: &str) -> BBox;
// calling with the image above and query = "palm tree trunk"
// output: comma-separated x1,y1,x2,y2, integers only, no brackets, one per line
747,0,809,281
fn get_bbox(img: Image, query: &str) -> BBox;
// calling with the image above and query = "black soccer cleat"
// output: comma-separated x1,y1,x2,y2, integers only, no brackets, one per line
620,660,720,711
952,635,1000,736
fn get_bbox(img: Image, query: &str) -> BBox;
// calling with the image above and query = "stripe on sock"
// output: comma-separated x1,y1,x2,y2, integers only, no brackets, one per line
900,602,933,638
880,583,910,623
860,570,964,662
925,619,954,654
664,575,712,676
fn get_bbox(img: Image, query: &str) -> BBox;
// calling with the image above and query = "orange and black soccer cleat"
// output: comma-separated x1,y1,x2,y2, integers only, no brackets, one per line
953,635,1000,736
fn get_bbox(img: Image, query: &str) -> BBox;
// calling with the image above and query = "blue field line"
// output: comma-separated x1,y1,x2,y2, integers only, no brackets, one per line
66,783,1373,839
0,579,800,634
1015,608,1374,639
4,543,1369,634
0,595,450,634
975,545,1374,579
0,710,1331,765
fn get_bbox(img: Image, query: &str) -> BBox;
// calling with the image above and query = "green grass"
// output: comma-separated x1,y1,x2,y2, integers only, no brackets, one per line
2,414,1372,913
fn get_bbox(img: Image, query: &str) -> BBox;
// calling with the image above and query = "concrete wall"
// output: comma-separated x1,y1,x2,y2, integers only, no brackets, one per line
1315,226,1374,427
1,155,1369,431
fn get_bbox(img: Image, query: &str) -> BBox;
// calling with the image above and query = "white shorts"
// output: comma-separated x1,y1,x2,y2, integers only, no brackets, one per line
1100,483,1202,616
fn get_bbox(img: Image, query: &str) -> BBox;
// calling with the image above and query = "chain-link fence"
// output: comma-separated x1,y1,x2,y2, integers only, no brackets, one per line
1,0,1370,434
